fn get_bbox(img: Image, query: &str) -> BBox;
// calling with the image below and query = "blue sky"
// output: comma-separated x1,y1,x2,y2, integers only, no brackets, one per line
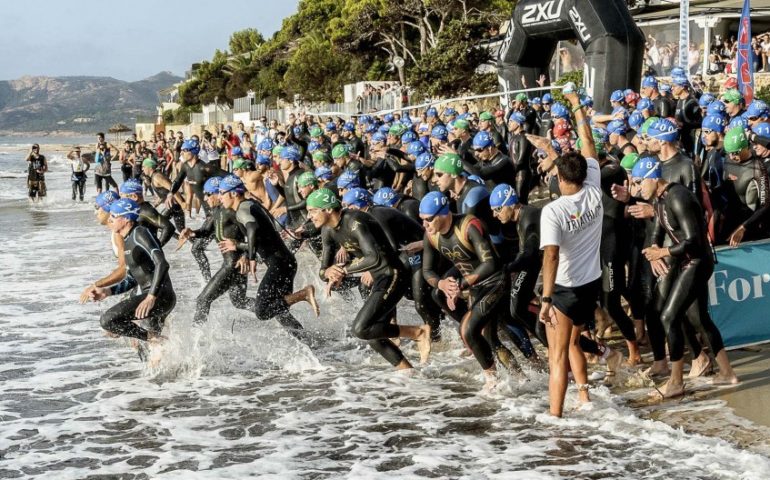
0,0,300,81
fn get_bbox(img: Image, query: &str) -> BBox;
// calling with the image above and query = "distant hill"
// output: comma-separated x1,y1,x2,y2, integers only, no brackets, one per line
0,72,183,133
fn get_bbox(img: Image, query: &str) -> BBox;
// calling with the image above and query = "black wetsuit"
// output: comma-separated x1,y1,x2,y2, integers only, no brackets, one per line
422,215,509,370
538,110,553,137
319,209,408,366
461,150,515,190
647,183,725,362
282,166,308,229
653,94,676,119
368,205,442,340
192,206,256,325
149,171,185,232
599,160,636,342
395,196,420,223
507,133,534,204
718,154,770,244
100,225,176,341
675,94,702,156
137,202,175,247
234,199,304,334
411,175,435,201
170,160,227,215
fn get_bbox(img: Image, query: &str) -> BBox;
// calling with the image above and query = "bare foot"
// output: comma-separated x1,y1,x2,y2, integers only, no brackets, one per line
649,380,685,399
643,361,670,378
482,370,498,393
711,373,740,385
495,346,521,373
416,324,432,365
688,353,712,378
605,349,624,375
305,285,320,317
625,355,642,367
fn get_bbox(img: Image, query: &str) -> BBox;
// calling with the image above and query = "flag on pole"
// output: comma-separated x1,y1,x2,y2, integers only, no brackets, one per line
737,0,755,104
679,0,690,72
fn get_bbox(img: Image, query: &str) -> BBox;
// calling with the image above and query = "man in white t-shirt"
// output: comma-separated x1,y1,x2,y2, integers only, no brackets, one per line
528,90,613,417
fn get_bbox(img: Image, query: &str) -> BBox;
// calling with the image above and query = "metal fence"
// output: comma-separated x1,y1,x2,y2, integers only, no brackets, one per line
190,112,204,125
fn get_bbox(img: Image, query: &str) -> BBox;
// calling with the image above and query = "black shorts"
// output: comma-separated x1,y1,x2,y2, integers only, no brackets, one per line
552,278,600,327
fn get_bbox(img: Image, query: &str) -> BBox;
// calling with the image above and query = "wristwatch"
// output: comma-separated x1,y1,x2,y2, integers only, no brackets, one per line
541,296,553,304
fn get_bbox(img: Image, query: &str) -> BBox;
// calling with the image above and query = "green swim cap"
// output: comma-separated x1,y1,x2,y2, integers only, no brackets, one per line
309,126,323,137
515,93,528,102
479,111,494,121
434,153,463,176
576,135,606,155
306,187,341,209
388,124,407,137
724,126,749,153
331,144,349,159
313,151,332,164
272,145,283,157
297,171,319,188
620,153,640,171
640,117,660,136
721,89,743,105
453,119,470,131
142,158,157,169
232,159,249,170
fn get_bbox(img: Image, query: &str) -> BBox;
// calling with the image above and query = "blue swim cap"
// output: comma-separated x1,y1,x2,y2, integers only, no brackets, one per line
610,90,624,103
343,122,356,132
258,138,274,151
256,154,271,166
698,93,715,108
279,145,301,162
444,107,457,116
314,166,333,181
707,100,727,116
489,183,519,208
631,158,661,179
581,96,594,108
426,107,438,118
472,131,494,149
593,127,610,144
550,103,570,120
407,141,426,157
359,115,371,125
365,123,378,134
637,98,654,113
323,122,335,132
119,179,143,195
551,139,563,154
336,171,360,189
419,191,450,216
628,111,645,130
747,100,770,119
373,187,399,207
415,152,435,170
181,139,200,155
109,198,140,221
701,115,727,133
378,125,391,136
219,174,246,194
753,122,770,138
542,93,553,104
670,67,686,77
95,190,120,211
659,84,672,93
672,75,690,87
647,118,679,142
508,112,526,125
203,177,222,195
431,125,449,141
642,76,658,89
383,113,395,123
607,120,628,136
729,116,748,130
231,146,243,156
623,88,635,97
293,126,304,137
531,97,542,105
402,131,418,144
342,187,372,208
371,132,387,144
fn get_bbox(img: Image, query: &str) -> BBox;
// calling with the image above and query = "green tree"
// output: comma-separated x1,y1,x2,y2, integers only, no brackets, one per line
229,28,265,55
283,36,364,102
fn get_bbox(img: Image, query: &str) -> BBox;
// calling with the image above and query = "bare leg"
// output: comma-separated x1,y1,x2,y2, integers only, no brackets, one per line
689,351,712,378
397,324,432,364
711,349,740,385
651,359,685,398
547,308,586,417
284,285,319,317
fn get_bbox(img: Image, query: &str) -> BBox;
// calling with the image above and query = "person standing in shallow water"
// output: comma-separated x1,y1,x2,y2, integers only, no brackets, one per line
25,143,47,202
68,146,89,201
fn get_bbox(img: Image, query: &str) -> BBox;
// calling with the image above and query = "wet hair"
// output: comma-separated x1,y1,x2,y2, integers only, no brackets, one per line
97,132,105,138
555,152,588,185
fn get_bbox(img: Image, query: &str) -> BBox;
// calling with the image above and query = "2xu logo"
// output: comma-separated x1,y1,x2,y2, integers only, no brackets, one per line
521,0,565,26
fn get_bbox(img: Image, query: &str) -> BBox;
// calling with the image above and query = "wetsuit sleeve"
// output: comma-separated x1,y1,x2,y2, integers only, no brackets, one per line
742,162,770,231
666,191,705,259
141,208,175,247
135,227,170,296
319,228,336,280
470,154,512,182
345,219,382,274
109,274,137,295
193,212,216,237
460,220,497,289
170,165,187,194
287,198,307,212
299,218,320,239
511,136,532,170
236,205,259,261
507,216,539,272
421,235,441,288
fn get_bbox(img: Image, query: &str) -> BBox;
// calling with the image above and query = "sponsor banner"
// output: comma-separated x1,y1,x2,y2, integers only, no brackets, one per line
521,0,566,27
737,0,755,103
679,0,690,71
710,239,770,348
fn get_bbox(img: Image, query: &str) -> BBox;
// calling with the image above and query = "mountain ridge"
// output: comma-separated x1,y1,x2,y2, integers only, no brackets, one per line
0,72,183,133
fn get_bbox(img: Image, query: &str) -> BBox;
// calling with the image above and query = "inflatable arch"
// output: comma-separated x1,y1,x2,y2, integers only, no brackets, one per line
497,0,645,114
